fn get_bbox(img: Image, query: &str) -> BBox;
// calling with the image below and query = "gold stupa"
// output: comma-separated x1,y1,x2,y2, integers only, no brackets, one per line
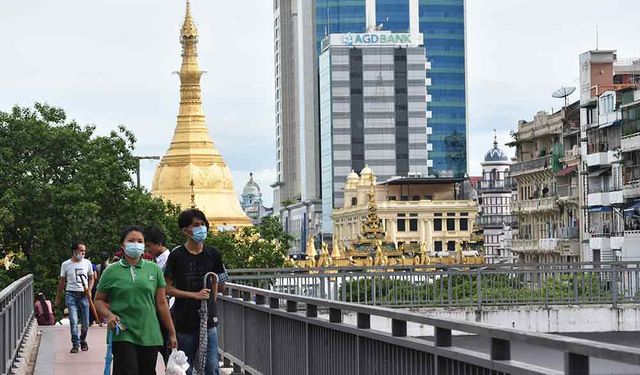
151,1,251,228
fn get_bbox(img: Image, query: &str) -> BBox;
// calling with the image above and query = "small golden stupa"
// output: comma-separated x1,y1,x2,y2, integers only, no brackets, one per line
152,1,251,228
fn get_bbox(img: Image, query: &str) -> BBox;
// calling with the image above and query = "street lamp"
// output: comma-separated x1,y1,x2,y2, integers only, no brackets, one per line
133,156,160,188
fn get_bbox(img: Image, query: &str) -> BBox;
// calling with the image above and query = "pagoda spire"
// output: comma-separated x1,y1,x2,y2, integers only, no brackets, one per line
151,0,251,228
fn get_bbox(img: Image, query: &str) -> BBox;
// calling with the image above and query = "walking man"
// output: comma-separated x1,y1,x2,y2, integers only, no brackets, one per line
165,209,227,375
55,240,94,353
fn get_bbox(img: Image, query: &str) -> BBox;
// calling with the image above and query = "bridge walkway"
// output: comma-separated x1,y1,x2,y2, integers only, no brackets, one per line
33,326,231,375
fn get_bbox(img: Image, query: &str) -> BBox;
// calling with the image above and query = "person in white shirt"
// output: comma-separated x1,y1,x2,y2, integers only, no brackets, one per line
54,241,94,353
144,226,172,364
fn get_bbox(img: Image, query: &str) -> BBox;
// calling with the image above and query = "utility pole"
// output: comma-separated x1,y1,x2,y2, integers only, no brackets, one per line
133,156,161,188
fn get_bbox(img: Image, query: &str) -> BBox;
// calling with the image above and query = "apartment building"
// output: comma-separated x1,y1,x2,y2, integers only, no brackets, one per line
508,103,581,263
579,51,640,262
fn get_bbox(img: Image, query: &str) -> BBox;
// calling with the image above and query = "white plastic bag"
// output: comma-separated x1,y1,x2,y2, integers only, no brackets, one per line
165,349,190,375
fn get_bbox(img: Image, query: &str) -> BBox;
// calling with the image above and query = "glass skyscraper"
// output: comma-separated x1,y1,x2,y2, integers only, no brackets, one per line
316,0,467,177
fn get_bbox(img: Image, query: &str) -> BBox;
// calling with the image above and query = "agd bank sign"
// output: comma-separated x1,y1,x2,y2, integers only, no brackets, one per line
340,32,422,47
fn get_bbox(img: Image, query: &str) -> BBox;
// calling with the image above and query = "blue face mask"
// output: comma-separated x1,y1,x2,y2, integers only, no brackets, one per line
191,226,208,243
124,242,145,259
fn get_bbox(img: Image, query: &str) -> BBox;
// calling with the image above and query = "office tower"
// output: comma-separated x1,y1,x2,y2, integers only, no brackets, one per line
273,0,466,251
319,30,429,232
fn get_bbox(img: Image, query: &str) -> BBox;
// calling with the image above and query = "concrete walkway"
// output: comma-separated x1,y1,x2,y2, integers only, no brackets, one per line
34,325,230,374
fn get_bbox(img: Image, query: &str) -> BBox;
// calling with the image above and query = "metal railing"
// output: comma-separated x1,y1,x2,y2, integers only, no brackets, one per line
1,275,34,375
229,262,640,309
477,180,514,191
622,119,640,137
477,214,517,227
218,282,640,375
625,165,640,184
510,155,552,174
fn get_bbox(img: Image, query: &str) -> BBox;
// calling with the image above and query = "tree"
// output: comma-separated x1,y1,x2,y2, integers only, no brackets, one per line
208,216,292,269
0,104,182,298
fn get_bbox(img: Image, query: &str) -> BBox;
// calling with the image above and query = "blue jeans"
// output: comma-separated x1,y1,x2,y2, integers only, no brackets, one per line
177,327,219,375
65,291,89,347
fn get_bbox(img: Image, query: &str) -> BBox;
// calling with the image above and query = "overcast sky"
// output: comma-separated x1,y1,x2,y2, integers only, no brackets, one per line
1,0,639,207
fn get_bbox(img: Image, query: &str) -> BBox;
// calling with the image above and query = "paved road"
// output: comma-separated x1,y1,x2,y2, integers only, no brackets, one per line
34,325,231,374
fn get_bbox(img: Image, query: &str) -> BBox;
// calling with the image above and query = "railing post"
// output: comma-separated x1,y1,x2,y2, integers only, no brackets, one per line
255,294,266,305
434,327,452,347
269,297,279,309
286,300,298,312
565,352,589,375
476,269,482,310
490,338,510,361
391,319,407,337
371,276,377,306
329,308,342,323
357,313,370,329
306,304,317,318
448,272,453,306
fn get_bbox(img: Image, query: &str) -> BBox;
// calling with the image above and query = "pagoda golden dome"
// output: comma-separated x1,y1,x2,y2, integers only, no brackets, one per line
151,0,250,228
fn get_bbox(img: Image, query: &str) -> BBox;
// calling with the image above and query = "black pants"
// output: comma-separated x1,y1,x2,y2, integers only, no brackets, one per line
112,341,160,375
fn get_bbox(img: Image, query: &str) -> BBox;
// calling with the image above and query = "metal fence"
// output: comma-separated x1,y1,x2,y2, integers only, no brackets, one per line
1,275,34,375
229,262,640,309
218,282,640,375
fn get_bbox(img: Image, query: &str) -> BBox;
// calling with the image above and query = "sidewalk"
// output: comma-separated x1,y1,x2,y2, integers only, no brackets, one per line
34,325,231,374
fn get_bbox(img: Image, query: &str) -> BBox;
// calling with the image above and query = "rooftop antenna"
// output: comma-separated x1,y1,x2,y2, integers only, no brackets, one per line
552,86,576,108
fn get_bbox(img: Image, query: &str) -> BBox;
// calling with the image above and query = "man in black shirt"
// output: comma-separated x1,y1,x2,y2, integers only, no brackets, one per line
165,209,227,375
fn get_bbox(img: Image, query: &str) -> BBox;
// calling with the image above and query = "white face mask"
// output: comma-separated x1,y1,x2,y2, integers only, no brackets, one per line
74,252,85,261
124,242,145,259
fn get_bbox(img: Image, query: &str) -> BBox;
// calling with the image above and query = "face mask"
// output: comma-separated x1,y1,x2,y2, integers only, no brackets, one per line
191,226,208,243
124,242,145,258
74,252,84,261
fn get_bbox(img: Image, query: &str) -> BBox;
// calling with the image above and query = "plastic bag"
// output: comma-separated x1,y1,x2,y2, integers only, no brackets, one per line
165,349,190,375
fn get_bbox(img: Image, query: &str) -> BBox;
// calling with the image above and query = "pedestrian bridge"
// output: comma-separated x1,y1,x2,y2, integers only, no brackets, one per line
4,263,640,375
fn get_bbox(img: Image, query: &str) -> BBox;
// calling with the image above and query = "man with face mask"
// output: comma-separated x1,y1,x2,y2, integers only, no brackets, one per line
165,209,227,375
55,240,94,353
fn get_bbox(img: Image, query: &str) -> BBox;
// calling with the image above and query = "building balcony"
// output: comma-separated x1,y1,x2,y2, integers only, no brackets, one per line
512,238,566,254
510,155,552,176
623,165,640,199
560,146,580,163
558,226,579,239
477,180,514,192
587,190,624,206
556,184,579,202
621,120,640,152
589,232,624,251
585,148,619,167
598,110,622,128
511,196,558,213
477,214,517,228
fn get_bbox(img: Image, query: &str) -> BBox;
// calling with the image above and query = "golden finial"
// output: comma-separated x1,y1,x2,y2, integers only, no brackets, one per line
189,178,196,208
181,0,198,39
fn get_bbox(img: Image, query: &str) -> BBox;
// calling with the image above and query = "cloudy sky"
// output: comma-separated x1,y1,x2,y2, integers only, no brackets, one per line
1,0,639,207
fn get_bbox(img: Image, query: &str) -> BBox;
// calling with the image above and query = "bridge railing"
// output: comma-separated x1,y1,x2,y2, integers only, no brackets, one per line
0,274,34,375
218,282,640,375
229,262,640,308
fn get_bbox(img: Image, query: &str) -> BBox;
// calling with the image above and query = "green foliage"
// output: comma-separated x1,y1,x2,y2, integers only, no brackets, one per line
0,104,182,300
208,217,291,269
339,273,612,306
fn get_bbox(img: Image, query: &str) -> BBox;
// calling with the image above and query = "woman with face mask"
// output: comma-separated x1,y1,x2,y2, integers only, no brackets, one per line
95,225,177,375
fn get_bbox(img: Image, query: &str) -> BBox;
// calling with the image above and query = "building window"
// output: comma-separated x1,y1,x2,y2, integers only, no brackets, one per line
434,219,442,231
351,197,357,206
388,196,396,201
409,219,418,231
460,218,468,231
447,213,455,217
446,218,455,231
412,195,420,201
397,219,406,232
434,213,442,217
447,241,455,251
434,241,443,252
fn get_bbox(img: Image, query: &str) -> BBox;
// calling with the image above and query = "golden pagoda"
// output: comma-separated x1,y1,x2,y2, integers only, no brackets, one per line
151,1,251,228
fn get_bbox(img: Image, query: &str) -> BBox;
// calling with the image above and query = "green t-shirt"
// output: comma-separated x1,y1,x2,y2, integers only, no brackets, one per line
97,259,166,346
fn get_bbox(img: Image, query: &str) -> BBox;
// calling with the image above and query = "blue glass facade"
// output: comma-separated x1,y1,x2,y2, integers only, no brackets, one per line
316,0,467,178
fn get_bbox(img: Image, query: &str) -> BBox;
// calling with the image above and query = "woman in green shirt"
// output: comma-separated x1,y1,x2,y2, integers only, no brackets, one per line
95,225,177,375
